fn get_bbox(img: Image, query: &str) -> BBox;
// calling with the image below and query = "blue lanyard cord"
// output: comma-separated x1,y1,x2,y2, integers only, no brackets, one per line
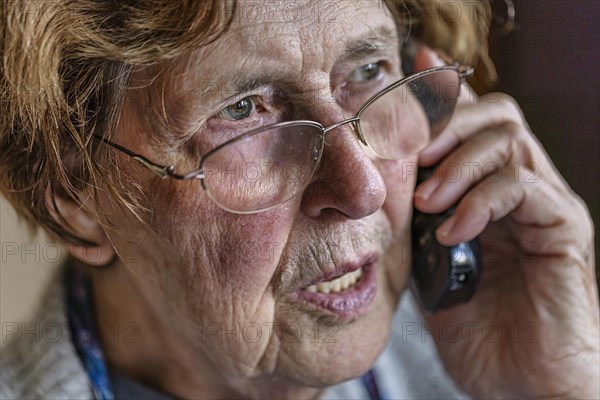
362,369,385,400
66,268,114,400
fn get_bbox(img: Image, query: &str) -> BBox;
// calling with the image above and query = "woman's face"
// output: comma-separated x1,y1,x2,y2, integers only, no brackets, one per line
108,0,415,391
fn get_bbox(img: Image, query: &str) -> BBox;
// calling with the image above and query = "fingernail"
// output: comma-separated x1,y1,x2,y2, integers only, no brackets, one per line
414,178,438,201
437,215,457,238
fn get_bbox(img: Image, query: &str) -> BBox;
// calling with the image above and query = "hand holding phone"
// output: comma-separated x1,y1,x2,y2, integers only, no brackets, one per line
402,34,598,399
411,166,482,312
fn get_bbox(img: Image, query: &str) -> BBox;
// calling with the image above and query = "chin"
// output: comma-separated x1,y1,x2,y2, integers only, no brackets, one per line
273,274,396,387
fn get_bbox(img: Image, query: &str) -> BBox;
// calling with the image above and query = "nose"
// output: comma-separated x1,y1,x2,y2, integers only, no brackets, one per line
300,114,387,219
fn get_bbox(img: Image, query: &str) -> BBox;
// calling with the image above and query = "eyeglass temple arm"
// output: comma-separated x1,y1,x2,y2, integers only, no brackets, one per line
458,64,475,80
429,47,475,80
92,134,199,180
92,62,473,180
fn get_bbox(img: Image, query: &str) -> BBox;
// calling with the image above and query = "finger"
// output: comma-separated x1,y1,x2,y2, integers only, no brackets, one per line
434,165,566,246
412,44,478,106
413,45,446,71
414,124,554,214
418,93,524,167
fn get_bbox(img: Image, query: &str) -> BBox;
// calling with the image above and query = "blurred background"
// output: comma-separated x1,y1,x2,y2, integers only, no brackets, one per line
489,0,599,263
1,0,599,346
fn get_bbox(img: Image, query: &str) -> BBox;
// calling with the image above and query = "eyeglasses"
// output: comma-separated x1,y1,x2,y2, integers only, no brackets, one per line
94,63,473,214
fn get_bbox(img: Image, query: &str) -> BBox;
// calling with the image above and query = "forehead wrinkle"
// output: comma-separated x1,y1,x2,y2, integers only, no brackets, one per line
172,28,304,100
226,26,399,100
153,0,398,116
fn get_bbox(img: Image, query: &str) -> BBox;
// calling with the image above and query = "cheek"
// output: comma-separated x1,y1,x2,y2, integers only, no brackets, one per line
378,157,416,295
379,157,417,234
141,181,302,376
141,178,297,311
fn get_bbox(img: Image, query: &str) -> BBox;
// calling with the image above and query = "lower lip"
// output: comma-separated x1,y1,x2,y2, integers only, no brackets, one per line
291,261,378,321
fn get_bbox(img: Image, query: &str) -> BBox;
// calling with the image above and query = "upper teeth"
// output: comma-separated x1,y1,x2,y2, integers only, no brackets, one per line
304,268,363,294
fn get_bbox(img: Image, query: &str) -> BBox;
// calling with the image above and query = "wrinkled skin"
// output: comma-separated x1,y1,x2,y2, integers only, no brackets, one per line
89,2,411,398
55,1,598,398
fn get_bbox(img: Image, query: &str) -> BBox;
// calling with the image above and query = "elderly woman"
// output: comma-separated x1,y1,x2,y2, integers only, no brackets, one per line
1,0,598,398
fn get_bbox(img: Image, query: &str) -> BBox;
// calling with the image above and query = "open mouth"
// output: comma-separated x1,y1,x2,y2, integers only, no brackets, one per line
291,258,378,321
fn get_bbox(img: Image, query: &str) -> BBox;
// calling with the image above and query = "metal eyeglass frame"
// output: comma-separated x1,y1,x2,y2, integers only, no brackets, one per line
93,63,473,209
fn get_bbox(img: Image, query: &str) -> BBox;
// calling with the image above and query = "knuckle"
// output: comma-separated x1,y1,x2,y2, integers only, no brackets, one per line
486,92,522,120
496,95,523,123
463,183,492,210
502,120,522,139
560,195,594,263
501,122,537,163
568,193,594,232
480,92,525,126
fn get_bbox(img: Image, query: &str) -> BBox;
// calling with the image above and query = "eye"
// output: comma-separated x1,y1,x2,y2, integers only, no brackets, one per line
348,63,381,83
216,97,256,121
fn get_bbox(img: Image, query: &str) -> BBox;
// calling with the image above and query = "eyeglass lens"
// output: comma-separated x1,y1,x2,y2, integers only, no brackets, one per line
202,124,324,213
359,69,460,159
201,69,462,212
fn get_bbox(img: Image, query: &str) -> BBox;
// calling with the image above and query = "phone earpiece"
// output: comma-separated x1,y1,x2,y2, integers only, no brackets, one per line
411,167,483,312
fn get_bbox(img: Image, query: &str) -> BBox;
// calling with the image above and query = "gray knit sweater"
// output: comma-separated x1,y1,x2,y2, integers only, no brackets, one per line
0,269,468,399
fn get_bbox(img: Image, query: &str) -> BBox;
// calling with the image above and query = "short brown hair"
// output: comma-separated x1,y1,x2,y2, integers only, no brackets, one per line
0,0,493,245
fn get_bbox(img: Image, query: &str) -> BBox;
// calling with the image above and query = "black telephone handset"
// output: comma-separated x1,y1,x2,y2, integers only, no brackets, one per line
401,37,483,311
411,166,482,312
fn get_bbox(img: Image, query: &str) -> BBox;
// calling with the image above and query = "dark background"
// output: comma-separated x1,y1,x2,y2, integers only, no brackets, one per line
487,0,599,273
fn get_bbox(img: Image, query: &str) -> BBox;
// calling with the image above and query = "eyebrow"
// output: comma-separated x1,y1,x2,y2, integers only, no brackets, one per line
222,25,400,101
338,25,400,64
